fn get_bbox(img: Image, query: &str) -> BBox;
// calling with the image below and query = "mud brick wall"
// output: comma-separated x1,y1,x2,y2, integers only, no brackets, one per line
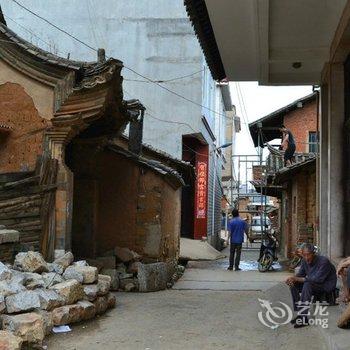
0,82,48,173
71,146,181,262
283,100,317,153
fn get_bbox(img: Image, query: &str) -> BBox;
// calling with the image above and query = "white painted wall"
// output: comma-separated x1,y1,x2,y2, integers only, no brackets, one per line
1,0,229,160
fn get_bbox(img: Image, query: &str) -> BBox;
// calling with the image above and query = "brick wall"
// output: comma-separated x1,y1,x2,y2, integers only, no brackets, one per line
282,167,316,257
283,100,317,153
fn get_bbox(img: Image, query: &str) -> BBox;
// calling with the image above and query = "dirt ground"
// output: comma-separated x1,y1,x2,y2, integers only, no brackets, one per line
46,249,327,350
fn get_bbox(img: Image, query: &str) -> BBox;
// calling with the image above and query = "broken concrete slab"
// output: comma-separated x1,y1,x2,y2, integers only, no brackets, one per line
0,229,19,244
180,238,226,261
138,262,168,292
1,312,45,344
49,279,84,305
114,246,140,263
36,289,65,311
0,330,23,350
64,265,98,284
77,300,96,321
53,251,74,270
5,290,41,313
0,261,12,280
52,304,83,326
14,251,49,273
100,269,119,291
83,284,98,302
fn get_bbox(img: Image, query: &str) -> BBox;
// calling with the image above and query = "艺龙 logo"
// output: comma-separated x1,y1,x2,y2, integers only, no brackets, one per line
258,298,293,329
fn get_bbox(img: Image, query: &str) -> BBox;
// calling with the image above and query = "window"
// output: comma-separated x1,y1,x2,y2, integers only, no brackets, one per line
309,132,317,153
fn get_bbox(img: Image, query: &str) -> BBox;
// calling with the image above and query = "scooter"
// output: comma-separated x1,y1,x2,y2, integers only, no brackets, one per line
258,229,278,272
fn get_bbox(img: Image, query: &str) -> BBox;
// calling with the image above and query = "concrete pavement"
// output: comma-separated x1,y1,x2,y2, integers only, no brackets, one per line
46,248,328,350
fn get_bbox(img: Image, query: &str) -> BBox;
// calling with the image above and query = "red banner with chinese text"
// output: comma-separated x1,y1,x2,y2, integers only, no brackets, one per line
196,161,207,219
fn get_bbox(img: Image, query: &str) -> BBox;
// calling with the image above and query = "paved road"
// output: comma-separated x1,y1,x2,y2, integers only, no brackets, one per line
46,249,327,350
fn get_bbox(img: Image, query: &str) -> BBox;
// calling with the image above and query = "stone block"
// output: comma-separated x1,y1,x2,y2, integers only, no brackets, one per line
42,272,64,288
0,294,5,314
33,309,53,336
0,261,12,280
47,263,64,275
0,280,26,297
6,290,41,313
1,313,45,344
73,260,88,267
100,269,119,291
114,246,140,263
138,262,168,292
53,251,74,269
0,330,23,350
0,229,19,244
49,279,84,305
52,304,83,326
23,272,45,290
77,300,96,320
14,251,49,273
64,265,98,284
124,282,137,292
127,261,141,274
106,293,116,309
36,289,65,311
120,278,136,290
62,266,84,283
83,284,98,302
97,275,111,296
93,296,108,315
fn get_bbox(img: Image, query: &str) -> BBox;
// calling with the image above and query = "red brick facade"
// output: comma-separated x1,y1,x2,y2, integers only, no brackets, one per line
283,100,317,153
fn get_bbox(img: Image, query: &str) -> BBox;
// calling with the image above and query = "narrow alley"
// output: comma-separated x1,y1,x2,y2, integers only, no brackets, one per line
46,249,326,350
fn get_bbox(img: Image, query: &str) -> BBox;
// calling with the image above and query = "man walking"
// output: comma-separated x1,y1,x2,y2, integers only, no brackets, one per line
227,209,248,271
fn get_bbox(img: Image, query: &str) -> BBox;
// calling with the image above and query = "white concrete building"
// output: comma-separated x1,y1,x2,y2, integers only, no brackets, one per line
0,0,235,247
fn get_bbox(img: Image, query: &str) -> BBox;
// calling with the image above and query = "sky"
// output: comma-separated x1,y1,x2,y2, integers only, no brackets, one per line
229,82,313,155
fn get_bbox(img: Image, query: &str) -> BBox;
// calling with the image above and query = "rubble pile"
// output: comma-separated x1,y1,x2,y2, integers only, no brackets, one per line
87,246,185,293
0,251,116,349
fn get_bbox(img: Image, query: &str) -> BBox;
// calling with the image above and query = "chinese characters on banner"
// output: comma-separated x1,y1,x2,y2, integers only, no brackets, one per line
196,161,207,219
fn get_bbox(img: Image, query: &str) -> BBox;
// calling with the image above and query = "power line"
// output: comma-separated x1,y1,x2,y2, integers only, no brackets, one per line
9,0,231,120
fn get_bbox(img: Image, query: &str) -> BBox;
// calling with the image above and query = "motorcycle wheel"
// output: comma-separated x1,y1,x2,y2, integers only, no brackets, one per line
258,253,273,272
289,256,301,270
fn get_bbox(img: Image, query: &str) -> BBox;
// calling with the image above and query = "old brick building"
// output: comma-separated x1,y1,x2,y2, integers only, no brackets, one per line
249,92,318,154
249,93,318,257
0,17,186,264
